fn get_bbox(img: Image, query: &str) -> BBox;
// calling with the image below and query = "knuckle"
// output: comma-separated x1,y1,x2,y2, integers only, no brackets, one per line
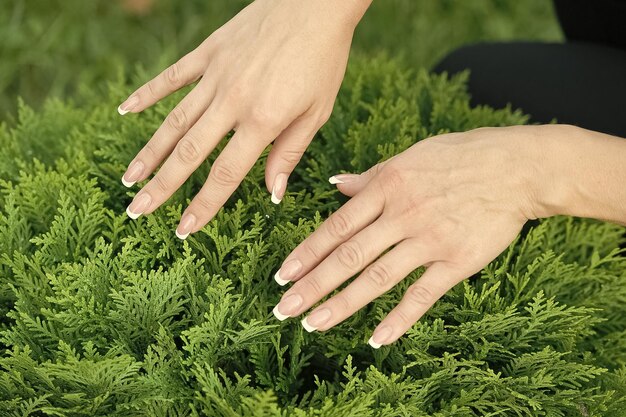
175,138,201,165
152,174,170,193
166,62,182,87
146,80,158,99
302,242,321,260
407,284,434,306
301,277,323,298
364,162,385,179
400,197,423,219
380,164,406,192
142,142,158,159
394,308,413,327
336,241,364,271
167,107,189,132
210,158,239,187
364,262,392,289
279,149,303,166
333,294,351,312
226,84,244,103
249,105,282,131
328,211,354,240
200,30,220,48
317,107,333,125
195,193,218,213
459,245,482,266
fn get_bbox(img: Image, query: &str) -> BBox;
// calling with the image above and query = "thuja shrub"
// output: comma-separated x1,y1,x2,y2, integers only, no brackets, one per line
0,56,625,416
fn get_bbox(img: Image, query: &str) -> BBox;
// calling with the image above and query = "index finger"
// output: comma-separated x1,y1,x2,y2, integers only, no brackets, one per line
118,49,207,115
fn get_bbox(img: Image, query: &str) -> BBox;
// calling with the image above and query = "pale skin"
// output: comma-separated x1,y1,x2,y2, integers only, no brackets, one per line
119,0,370,233
273,125,626,347
119,1,626,347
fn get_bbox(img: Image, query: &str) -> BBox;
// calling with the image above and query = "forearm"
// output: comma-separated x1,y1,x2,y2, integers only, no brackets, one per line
531,124,626,226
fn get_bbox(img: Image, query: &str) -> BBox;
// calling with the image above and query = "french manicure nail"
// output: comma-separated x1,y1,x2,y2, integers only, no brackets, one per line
121,160,145,187
329,174,359,185
118,95,139,116
302,308,331,332
274,271,290,286
126,193,152,219
272,293,303,321
176,213,196,240
271,173,288,204
368,325,393,349
274,259,302,286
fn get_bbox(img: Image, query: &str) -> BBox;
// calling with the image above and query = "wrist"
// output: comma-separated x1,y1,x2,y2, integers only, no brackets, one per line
523,124,581,220
527,124,626,224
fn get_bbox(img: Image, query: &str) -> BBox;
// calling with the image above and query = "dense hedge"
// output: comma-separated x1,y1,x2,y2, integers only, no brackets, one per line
1,56,625,416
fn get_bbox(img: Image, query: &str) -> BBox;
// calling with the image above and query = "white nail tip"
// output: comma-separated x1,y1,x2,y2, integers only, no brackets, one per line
126,206,141,220
272,305,289,321
117,105,129,116
368,336,382,349
328,176,344,185
175,230,189,240
270,191,282,205
274,270,290,286
121,176,135,188
301,318,317,333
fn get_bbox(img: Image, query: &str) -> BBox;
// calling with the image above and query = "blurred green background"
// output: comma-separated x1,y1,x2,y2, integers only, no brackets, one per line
0,0,562,119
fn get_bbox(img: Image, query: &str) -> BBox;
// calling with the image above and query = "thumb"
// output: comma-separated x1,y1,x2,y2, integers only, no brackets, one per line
329,159,391,197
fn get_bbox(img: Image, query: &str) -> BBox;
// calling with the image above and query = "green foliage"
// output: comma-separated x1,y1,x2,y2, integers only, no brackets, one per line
1,56,625,416
0,0,561,117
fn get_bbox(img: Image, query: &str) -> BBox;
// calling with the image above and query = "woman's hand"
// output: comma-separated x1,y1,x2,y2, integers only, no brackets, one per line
119,0,371,238
271,126,548,347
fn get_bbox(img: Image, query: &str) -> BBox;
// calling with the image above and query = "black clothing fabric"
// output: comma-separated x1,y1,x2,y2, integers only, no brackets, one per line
554,0,626,51
432,1,626,137
433,42,626,137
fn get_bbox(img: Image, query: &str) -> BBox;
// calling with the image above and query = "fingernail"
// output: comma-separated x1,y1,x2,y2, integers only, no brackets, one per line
271,173,288,204
302,308,331,332
118,95,139,115
274,259,302,286
272,293,303,321
368,325,393,349
329,174,359,185
121,160,145,187
176,213,196,240
126,193,152,219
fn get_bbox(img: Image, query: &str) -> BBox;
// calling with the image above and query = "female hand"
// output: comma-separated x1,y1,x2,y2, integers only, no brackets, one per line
271,126,547,347
119,0,371,238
